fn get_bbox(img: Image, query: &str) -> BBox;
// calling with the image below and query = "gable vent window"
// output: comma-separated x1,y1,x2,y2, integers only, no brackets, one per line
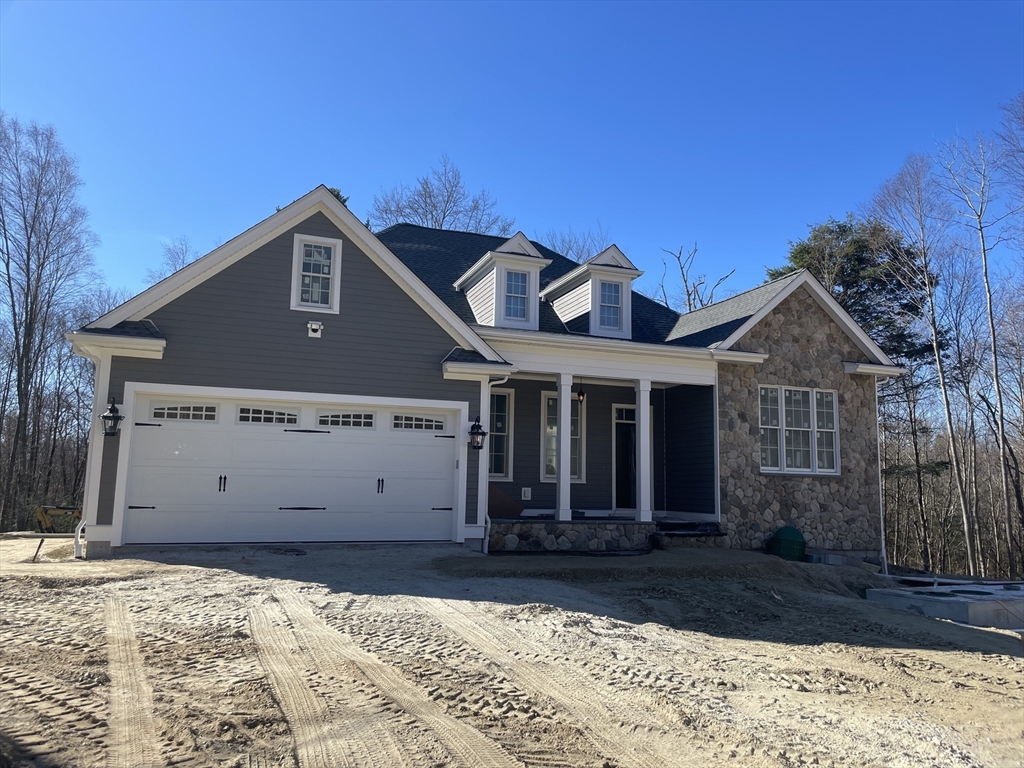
599,282,621,329
759,386,838,475
319,412,374,428
393,414,445,431
505,271,528,320
153,404,217,421
239,407,298,425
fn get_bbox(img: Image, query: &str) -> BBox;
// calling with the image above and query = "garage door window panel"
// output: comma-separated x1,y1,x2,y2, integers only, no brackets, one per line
152,404,218,422
238,406,299,425
318,411,375,428
392,414,446,431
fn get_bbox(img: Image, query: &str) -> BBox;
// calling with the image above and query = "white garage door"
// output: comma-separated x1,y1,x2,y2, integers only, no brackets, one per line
122,394,459,544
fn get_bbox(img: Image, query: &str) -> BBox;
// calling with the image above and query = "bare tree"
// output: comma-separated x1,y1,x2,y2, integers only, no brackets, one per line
0,114,97,530
368,154,514,236
996,92,1024,250
145,235,200,284
657,242,734,312
938,134,1020,576
872,153,979,574
539,223,611,263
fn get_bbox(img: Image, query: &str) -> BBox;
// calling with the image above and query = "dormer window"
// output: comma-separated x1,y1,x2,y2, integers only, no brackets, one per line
599,282,621,329
505,271,529,320
452,232,551,331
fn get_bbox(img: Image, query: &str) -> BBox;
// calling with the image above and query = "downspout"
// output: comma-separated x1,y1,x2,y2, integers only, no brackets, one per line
876,377,889,576
481,375,510,555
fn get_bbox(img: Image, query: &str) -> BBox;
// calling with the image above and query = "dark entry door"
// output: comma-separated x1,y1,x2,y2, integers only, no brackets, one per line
615,421,637,509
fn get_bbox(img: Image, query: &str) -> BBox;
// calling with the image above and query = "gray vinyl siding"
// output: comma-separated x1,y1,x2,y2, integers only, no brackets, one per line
97,211,480,527
551,281,590,325
489,379,637,512
664,384,716,514
465,269,496,325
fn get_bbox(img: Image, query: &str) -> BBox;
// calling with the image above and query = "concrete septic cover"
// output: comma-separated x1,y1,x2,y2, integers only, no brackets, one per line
866,583,1024,630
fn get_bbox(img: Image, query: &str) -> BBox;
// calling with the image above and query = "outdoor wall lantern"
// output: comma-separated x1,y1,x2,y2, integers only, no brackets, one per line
577,377,586,403
100,397,124,437
469,417,487,450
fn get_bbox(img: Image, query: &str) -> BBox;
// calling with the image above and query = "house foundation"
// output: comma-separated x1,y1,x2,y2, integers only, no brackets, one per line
488,519,656,552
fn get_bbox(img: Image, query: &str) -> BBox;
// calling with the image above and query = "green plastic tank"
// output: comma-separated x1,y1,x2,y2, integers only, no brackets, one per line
768,525,806,561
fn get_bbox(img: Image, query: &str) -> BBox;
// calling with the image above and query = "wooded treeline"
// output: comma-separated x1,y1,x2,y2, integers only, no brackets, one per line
771,95,1024,578
2,100,1022,579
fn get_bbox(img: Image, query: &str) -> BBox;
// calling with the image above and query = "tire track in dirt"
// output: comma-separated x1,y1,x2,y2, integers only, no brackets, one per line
105,596,160,768
412,597,704,768
276,588,525,768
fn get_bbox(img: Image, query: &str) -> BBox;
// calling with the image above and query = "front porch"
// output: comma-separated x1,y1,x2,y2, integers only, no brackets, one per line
480,375,720,529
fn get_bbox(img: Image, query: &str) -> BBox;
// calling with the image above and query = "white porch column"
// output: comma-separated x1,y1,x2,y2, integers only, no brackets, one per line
76,352,111,557
476,378,491,531
635,379,652,522
557,372,573,521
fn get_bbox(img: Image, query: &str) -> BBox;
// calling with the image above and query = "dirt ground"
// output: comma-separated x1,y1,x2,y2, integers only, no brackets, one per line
0,539,1021,768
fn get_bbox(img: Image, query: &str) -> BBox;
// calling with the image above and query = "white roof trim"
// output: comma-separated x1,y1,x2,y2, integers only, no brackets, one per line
844,361,907,377
453,250,552,291
717,271,896,366
64,331,166,360
476,326,766,365
443,361,520,378
495,231,544,259
539,262,643,301
590,244,639,270
87,186,503,362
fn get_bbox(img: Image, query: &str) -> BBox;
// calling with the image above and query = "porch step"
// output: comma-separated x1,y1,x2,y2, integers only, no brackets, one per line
655,520,726,537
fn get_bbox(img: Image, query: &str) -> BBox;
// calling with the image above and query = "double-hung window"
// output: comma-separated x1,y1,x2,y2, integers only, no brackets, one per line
542,393,584,480
759,386,839,474
489,390,513,480
291,234,343,313
599,282,621,329
505,271,528,320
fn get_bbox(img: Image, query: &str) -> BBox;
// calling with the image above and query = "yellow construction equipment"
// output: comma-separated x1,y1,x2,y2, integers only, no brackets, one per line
35,505,82,534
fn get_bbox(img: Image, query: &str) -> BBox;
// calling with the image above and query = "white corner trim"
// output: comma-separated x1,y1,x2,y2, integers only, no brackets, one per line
716,272,896,367
289,233,343,314
844,361,907,377
87,186,503,363
65,331,166,360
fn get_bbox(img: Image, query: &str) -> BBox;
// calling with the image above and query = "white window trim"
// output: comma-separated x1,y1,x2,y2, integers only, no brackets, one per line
488,388,514,481
758,385,840,476
495,263,539,330
539,390,586,483
588,278,631,339
290,233,343,314
503,270,529,322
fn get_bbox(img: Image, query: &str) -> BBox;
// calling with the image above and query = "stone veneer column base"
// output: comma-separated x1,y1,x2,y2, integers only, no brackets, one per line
488,521,656,553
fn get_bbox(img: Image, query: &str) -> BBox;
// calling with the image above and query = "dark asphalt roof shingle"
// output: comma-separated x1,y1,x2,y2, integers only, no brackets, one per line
442,348,513,365
377,224,802,350
75,320,164,339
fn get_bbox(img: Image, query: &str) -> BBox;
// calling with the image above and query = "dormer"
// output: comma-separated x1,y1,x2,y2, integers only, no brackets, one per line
453,232,551,330
539,245,643,339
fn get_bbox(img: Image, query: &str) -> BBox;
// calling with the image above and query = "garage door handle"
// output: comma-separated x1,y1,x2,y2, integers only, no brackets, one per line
434,435,455,439
278,506,327,511
128,505,156,509
432,507,453,511
135,422,162,427
377,477,385,494
283,429,331,433
218,475,227,492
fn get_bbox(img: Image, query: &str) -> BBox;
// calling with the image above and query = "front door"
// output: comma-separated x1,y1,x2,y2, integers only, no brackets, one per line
613,406,636,510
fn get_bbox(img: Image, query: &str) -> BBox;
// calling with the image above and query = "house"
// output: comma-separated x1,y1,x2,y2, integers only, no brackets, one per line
67,186,904,559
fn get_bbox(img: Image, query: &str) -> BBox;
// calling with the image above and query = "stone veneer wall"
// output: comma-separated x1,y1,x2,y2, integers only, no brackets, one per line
717,286,881,554
488,521,656,552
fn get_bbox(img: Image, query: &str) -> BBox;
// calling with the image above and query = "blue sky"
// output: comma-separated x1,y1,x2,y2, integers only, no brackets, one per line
1,0,1021,299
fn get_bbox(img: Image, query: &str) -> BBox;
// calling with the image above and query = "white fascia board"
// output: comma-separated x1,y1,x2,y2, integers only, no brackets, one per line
65,331,166,360
717,272,896,367
454,250,552,291
844,361,907,377
477,326,717,361
711,349,770,364
496,232,545,259
539,263,642,301
88,186,502,362
443,361,520,379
